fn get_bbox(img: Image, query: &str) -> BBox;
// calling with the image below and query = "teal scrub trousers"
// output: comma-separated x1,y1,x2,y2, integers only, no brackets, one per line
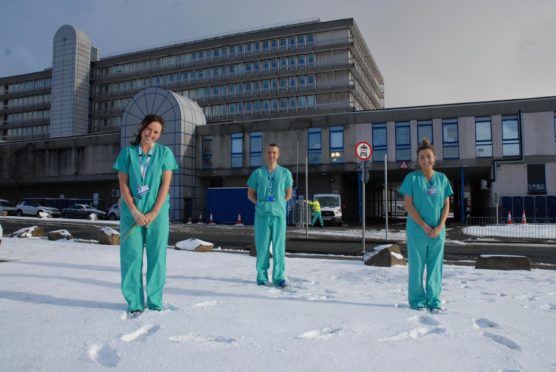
120,206,169,311
407,231,445,309
254,214,286,284
311,211,324,227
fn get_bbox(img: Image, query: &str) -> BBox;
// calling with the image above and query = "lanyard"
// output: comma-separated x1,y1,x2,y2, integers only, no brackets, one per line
266,167,276,196
138,146,153,184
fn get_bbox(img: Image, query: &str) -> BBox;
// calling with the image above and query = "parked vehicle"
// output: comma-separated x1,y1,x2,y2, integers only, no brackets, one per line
61,204,107,220
0,199,17,216
313,193,342,225
107,203,120,220
16,201,60,218
0,222,3,246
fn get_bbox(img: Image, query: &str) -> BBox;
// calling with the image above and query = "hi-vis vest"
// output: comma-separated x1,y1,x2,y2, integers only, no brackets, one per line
308,200,321,212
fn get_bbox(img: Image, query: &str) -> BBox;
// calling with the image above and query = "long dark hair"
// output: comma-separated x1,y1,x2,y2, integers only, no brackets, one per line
131,114,165,145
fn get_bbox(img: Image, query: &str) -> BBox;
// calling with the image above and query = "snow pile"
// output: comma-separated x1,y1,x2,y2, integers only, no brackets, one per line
101,227,120,237
0,238,555,371
175,238,214,251
38,211,49,218
88,213,98,221
10,226,43,238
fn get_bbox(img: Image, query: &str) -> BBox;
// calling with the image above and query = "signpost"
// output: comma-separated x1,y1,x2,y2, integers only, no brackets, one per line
355,142,372,253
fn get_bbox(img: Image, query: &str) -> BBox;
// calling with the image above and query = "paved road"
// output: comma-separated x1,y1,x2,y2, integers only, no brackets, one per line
1,217,555,266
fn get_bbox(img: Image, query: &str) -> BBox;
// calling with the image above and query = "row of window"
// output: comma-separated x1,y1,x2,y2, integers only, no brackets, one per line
372,116,521,162
203,95,317,118
1,78,51,95
97,55,317,96
98,34,316,77
93,117,122,130
5,125,49,139
2,94,51,109
202,127,346,169
6,110,50,124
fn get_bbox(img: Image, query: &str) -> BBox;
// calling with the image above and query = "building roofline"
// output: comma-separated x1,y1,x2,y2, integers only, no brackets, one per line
198,95,556,134
0,68,52,83
95,18,355,65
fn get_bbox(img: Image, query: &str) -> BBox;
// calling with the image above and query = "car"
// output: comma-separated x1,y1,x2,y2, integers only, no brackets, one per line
107,203,120,220
16,200,60,218
61,204,107,220
0,199,17,216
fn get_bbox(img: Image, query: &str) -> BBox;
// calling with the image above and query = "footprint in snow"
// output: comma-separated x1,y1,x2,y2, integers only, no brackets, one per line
120,324,161,342
379,326,446,342
472,318,500,329
296,327,342,340
169,333,238,346
482,332,521,351
87,343,120,368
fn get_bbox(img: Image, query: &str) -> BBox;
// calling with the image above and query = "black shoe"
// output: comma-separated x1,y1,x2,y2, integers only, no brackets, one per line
128,309,143,319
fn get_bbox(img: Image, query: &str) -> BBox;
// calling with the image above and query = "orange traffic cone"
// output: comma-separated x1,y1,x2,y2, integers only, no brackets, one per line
208,213,215,225
196,213,204,224
506,211,512,224
235,213,244,226
521,210,527,224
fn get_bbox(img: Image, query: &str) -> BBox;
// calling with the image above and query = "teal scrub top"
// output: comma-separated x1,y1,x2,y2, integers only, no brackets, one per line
113,143,178,218
247,165,293,218
399,170,453,234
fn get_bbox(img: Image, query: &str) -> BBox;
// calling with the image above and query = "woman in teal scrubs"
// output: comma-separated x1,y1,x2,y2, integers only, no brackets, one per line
113,114,178,317
399,138,453,313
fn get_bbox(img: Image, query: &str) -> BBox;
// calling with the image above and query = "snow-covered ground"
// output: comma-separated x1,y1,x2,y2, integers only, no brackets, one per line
1,238,555,371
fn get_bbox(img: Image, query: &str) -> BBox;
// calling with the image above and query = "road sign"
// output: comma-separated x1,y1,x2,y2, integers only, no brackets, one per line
400,161,408,169
355,141,372,161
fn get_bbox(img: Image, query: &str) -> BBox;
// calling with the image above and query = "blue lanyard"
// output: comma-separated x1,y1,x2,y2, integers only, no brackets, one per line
266,167,276,196
138,146,153,184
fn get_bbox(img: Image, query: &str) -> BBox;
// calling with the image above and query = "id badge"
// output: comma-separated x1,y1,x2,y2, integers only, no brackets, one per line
266,196,275,202
428,187,437,196
138,185,150,196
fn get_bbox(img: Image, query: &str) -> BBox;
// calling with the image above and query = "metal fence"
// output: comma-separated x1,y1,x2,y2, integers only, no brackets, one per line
465,217,556,239
289,200,310,227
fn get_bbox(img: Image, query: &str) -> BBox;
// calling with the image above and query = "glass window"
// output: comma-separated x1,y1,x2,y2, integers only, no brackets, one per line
307,95,316,108
289,97,297,110
442,119,459,159
307,54,315,66
307,75,316,86
372,123,387,162
308,128,322,165
297,35,305,46
250,132,262,167
475,118,492,158
417,120,433,145
330,126,344,163
279,58,288,70
306,34,314,45
289,77,296,89
527,164,546,194
279,98,288,110
202,136,213,169
395,122,411,161
298,75,306,87
279,38,287,50
297,55,306,67
288,36,296,48
288,56,296,69
231,133,243,168
502,116,520,157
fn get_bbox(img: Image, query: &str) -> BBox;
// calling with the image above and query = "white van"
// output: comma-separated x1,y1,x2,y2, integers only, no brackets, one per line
313,193,342,225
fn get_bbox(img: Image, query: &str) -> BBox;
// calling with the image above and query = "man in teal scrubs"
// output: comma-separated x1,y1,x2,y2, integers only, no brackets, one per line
399,139,453,313
113,114,178,317
247,143,293,288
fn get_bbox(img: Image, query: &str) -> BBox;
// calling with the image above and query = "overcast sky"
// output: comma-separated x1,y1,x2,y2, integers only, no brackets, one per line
1,0,555,108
